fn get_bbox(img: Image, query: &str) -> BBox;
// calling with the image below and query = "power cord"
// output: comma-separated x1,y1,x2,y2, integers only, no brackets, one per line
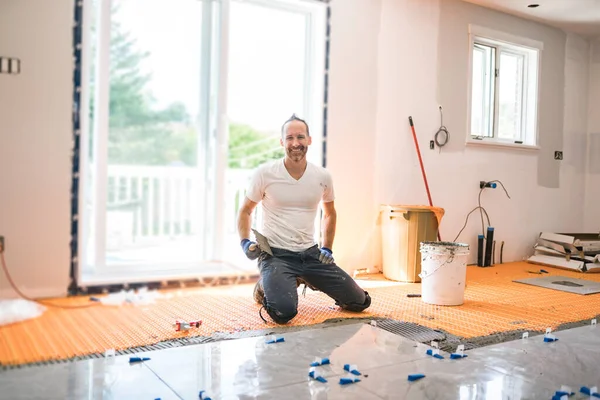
434,106,449,152
0,251,98,309
453,180,510,242
478,180,510,239
453,206,491,242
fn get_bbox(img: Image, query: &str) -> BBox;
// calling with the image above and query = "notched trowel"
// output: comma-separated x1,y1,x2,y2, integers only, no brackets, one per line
252,228,273,256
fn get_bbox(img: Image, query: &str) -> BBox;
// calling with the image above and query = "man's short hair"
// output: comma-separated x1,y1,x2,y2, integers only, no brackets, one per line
281,114,310,137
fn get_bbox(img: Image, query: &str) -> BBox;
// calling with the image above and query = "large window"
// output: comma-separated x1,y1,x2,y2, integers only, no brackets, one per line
467,25,542,149
77,0,327,285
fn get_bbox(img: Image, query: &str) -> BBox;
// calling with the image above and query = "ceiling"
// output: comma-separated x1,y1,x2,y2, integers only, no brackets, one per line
462,0,600,39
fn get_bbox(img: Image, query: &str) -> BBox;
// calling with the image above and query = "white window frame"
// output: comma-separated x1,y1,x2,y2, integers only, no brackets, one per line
466,24,543,150
77,0,327,282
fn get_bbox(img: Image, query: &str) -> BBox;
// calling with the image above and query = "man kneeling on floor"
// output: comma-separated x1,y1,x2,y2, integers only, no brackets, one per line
236,114,371,324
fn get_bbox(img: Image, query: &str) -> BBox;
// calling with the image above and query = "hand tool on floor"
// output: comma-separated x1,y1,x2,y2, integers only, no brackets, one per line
526,269,549,274
251,228,273,256
174,319,202,331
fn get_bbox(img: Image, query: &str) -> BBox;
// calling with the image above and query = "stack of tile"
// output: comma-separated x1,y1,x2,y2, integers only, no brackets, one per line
527,232,600,273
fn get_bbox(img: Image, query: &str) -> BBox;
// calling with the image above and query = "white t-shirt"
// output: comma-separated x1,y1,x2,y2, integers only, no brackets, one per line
245,158,335,252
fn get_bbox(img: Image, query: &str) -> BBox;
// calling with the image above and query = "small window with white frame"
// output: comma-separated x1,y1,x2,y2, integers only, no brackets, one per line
467,25,542,148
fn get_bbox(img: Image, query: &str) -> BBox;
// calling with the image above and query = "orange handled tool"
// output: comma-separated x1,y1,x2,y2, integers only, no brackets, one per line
409,116,441,241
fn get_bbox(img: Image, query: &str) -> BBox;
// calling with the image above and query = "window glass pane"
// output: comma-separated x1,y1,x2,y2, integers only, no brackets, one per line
471,43,495,137
87,0,206,268
498,51,524,140
225,1,320,269
471,47,484,136
227,1,307,169
106,0,203,167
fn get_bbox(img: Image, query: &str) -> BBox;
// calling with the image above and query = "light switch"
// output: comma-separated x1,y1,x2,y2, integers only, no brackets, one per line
0,57,21,74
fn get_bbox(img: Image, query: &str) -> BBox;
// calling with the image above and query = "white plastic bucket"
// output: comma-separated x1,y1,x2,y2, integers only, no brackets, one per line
419,241,470,306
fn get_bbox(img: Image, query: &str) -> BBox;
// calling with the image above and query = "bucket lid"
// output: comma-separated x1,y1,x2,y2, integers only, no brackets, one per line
421,241,468,248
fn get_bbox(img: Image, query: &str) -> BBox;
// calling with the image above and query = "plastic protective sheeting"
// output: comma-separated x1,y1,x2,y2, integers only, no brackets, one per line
0,299,46,326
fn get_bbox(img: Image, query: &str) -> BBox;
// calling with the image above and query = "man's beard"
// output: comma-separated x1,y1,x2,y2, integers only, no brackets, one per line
287,146,306,161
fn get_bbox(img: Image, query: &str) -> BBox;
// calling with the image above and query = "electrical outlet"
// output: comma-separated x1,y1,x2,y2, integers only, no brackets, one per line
0,236,4,253
430,140,435,150
0,57,21,74
554,151,563,160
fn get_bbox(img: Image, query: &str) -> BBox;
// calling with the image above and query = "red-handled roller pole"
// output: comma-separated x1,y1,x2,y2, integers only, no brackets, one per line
409,116,441,241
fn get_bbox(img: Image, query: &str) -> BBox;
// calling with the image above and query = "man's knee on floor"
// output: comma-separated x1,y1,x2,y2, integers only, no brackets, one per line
265,302,298,324
338,291,371,312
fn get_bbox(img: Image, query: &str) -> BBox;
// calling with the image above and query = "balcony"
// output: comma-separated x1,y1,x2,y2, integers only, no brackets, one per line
83,165,263,284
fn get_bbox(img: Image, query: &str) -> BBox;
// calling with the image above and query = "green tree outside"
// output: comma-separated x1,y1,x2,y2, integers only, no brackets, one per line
90,5,281,169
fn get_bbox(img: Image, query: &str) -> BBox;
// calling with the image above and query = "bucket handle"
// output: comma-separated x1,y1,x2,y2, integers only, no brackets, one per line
418,252,456,280
387,210,410,221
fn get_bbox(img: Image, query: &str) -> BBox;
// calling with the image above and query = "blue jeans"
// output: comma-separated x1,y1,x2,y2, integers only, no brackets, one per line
258,245,371,324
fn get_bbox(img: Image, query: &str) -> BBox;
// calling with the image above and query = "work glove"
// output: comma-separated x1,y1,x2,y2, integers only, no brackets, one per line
319,247,334,264
241,239,261,260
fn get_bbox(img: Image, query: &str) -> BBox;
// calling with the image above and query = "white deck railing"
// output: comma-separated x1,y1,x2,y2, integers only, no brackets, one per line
106,165,262,248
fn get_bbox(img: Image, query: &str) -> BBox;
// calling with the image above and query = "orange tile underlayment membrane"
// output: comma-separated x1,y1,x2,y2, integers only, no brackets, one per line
2,261,600,367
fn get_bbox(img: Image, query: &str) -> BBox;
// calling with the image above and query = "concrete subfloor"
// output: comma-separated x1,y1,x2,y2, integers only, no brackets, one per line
1,320,599,399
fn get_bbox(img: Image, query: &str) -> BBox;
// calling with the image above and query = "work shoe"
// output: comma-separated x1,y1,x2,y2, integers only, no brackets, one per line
253,279,265,305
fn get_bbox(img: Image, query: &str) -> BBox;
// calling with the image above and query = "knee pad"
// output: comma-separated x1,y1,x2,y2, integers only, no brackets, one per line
339,291,371,312
267,307,297,324
264,303,298,324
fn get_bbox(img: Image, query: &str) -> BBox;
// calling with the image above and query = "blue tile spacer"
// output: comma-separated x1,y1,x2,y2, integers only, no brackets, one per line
408,374,425,382
339,376,360,385
310,357,330,366
129,357,150,363
343,364,361,376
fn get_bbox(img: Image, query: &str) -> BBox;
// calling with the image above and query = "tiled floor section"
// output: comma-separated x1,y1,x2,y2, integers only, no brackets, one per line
1,321,598,399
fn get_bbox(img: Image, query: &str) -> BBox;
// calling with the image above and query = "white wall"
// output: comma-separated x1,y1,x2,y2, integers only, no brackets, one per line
328,0,589,270
374,0,442,269
563,33,590,233
585,38,600,232
326,0,381,271
0,0,73,298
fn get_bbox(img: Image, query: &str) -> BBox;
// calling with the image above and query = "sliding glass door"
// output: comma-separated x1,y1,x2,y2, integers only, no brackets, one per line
222,0,326,268
77,0,326,285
